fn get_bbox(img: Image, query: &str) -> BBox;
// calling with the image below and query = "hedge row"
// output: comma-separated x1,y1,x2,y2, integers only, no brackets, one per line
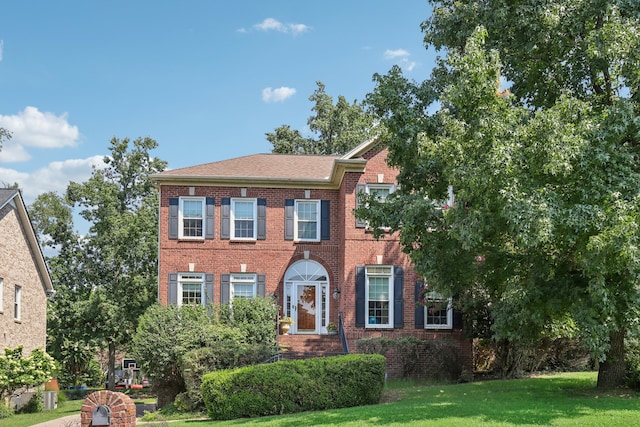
201,354,386,420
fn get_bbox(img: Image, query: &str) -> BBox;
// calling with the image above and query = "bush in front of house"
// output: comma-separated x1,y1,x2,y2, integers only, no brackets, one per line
356,336,464,381
201,354,386,420
177,342,277,411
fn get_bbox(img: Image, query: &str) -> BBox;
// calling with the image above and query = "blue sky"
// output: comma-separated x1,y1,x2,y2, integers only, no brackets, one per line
0,1,435,205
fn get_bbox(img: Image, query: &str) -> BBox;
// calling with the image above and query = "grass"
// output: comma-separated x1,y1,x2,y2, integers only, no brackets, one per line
2,398,83,427
7,372,640,426
164,372,640,426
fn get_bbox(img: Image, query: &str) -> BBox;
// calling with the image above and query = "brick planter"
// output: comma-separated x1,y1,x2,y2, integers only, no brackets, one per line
81,390,136,427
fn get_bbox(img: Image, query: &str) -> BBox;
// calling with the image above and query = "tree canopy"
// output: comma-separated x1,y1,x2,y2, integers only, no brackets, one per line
364,1,640,388
31,137,166,388
267,81,377,155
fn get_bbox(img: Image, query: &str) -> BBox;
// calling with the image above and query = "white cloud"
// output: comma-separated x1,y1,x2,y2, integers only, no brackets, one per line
384,49,416,72
384,49,410,59
0,155,106,204
251,18,310,35
262,87,296,103
0,107,80,162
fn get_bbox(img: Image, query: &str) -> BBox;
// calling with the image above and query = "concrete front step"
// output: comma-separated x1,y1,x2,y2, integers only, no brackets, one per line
277,334,343,353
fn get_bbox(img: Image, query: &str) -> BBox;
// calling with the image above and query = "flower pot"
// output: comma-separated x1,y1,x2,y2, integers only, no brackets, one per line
280,322,292,335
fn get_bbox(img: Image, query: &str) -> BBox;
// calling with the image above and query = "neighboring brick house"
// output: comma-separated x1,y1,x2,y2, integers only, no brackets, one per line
151,139,472,377
0,189,54,354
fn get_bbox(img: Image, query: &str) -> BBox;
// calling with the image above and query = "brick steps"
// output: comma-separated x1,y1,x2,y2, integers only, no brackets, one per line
277,334,343,354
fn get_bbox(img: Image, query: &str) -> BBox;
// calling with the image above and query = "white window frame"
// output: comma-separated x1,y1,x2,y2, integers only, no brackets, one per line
178,196,206,239
364,184,395,229
0,278,3,313
294,199,321,242
231,198,257,240
14,285,21,321
178,273,205,306
424,291,453,330
365,265,394,328
230,273,257,299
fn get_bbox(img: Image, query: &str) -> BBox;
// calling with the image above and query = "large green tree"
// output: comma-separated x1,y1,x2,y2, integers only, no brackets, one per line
31,137,166,389
364,1,640,388
267,81,377,155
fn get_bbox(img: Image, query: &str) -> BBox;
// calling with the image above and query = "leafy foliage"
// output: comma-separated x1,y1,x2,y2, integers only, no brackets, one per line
364,0,640,389
219,296,279,346
30,137,166,389
0,347,56,404
201,354,386,420
267,81,377,155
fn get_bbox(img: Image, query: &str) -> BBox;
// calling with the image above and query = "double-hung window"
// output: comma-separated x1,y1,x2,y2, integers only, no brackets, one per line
14,285,21,321
178,273,204,306
232,198,256,240
295,200,320,241
355,184,395,228
424,292,453,329
231,274,257,299
179,197,205,239
365,266,393,328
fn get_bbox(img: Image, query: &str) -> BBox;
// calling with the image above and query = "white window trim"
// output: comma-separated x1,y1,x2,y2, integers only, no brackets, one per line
294,199,321,242
365,265,394,329
365,184,395,230
14,285,21,321
178,196,206,239
178,273,205,306
424,292,453,330
230,273,257,299
231,198,257,240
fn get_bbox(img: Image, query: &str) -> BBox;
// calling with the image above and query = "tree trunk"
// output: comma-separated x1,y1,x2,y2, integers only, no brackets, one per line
597,328,626,389
107,341,116,391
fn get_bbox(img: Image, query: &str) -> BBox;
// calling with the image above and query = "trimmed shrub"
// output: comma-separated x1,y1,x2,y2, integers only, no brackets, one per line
201,354,385,420
179,343,276,411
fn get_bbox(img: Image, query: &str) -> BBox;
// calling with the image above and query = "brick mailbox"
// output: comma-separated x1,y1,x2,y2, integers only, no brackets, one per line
81,390,136,427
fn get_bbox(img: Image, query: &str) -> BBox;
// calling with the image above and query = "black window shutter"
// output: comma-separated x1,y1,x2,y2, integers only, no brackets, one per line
355,266,365,327
257,274,266,296
394,266,404,328
169,198,179,239
205,274,214,305
453,296,463,330
205,198,215,239
221,198,230,239
355,184,367,228
221,274,230,304
414,282,425,329
257,198,267,240
284,199,294,240
168,273,178,304
320,200,330,240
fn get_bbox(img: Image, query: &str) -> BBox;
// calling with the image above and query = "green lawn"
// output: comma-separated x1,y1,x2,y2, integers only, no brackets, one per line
7,372,640,426
3,398,83,427
166,372,640,426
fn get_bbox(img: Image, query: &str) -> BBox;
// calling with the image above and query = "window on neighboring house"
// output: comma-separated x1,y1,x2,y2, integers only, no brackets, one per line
14,285,21,320
366,266,393,328
169,197,214,240
355,184,395,228
295,200,320,241
424,292,453,329
180,197,205,238
231,274,257,299
178,273,204,306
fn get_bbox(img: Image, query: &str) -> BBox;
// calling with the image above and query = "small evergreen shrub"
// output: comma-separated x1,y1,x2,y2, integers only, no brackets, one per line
16,389,43,414
201,354,385,420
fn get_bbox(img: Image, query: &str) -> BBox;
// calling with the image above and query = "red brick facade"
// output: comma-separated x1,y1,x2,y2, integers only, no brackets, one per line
153,142,473,378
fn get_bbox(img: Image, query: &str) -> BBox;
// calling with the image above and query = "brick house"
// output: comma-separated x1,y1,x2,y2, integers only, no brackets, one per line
151,139,472,377
0,189,54,354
